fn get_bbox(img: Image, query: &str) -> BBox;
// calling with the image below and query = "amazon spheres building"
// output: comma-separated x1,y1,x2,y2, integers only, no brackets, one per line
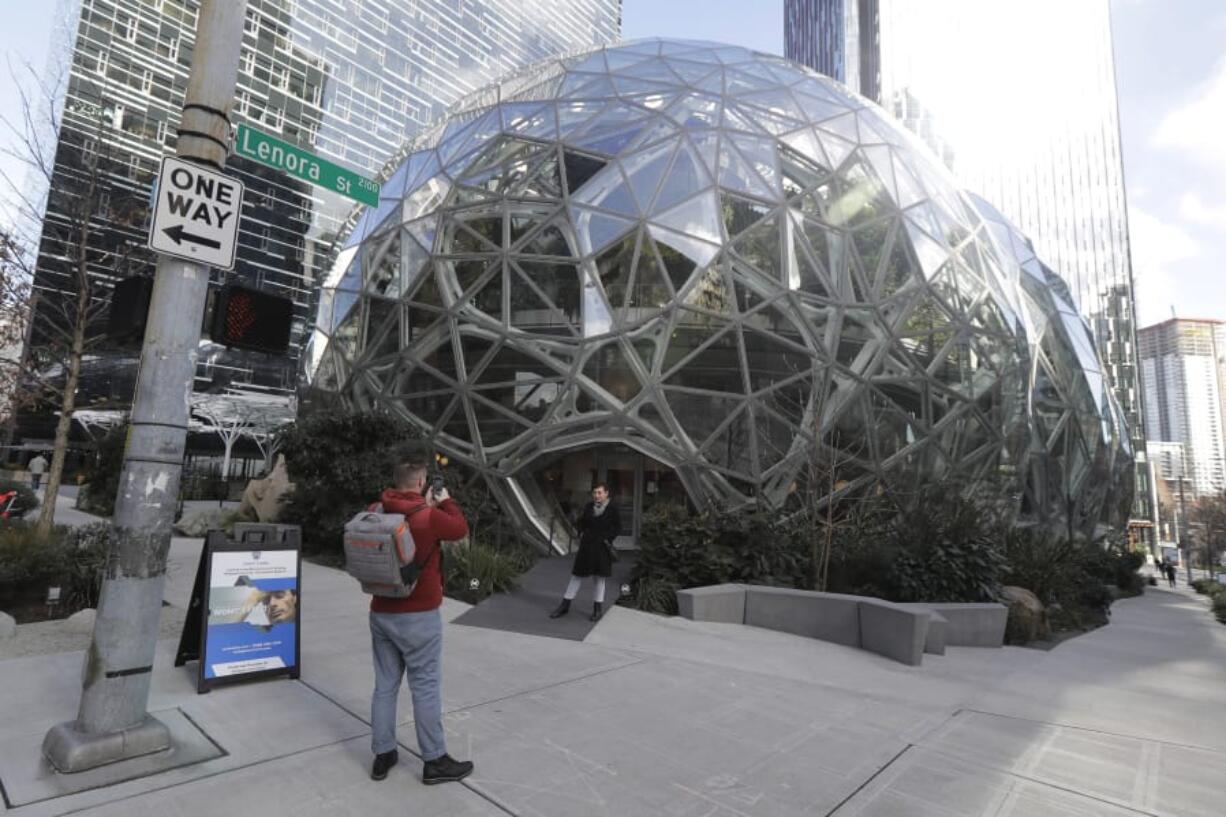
305,39,1132,550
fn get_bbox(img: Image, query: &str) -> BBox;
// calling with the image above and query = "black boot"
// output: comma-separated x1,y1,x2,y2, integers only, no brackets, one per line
590,601,603,622
371,749,398,780
422,753,474,785
549,598,571,618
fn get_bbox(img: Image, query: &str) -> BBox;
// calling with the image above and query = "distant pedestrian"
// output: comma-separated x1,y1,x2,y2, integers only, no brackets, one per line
28,453,48,491
549,482,621,622
1166,563,1177,588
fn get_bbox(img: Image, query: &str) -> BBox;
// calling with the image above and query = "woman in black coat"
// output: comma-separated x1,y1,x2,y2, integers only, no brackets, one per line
549,482,620,621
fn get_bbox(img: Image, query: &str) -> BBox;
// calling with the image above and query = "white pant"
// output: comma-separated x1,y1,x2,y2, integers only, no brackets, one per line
564,575,605,603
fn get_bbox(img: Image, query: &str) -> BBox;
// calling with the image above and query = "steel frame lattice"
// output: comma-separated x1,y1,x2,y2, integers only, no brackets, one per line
307,38,1131,546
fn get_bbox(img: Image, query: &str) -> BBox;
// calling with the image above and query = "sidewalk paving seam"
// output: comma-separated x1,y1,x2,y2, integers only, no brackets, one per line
821,743,911,817
958,707,1226,754
292,657,652,817
911,742,1164,817
294,677,520,816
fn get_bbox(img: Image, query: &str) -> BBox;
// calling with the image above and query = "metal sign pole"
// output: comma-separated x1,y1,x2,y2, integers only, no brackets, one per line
42,0,248,773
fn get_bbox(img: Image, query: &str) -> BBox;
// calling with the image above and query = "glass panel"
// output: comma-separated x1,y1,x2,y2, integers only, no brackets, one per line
595,231,637,311
664,388,741,449
702,407,754,475
652,191,723,246
662,326,743,393
582,341,642,402
563,150,607,194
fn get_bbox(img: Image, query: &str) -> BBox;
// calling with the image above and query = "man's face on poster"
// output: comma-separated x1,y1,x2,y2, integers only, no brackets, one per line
266,590,297,624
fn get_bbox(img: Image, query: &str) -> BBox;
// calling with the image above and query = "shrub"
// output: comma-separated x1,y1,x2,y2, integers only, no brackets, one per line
626,574,679,615
442,539,528,604
278,408,426,555
1192,578,1215,595
0,478,39,518
0,521,109,619
633,502,809,601
59,523,113,610
1213,592,1226,624
882,488,1007,603
78,424,126,516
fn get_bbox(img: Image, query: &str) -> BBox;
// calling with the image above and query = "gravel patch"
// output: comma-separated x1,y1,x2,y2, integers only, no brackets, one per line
0,604,189,660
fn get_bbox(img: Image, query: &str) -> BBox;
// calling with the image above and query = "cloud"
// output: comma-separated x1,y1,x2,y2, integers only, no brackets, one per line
1127,205,1200,326
1177,191,1226,228
1153,56,1226,172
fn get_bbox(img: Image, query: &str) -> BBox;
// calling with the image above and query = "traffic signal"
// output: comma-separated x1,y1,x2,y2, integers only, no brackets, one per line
210,284,293,354
107,276,153,345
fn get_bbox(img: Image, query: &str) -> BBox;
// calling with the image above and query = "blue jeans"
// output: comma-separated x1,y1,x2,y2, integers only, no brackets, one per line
369,609,446,761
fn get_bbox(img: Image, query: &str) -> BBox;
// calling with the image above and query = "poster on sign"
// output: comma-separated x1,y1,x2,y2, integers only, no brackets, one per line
175,527,301,692
203,546,299,682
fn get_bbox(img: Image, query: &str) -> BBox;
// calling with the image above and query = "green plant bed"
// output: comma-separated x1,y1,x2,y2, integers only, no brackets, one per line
278,408,427,556
0,521,110,622
77,424,126,515
1212,593,1226,624
442,539,532,604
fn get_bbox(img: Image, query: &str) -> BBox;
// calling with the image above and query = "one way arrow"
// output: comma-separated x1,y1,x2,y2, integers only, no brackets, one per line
163,224,221,250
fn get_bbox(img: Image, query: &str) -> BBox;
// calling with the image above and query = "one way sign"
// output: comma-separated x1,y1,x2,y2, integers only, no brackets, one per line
148,155,245,270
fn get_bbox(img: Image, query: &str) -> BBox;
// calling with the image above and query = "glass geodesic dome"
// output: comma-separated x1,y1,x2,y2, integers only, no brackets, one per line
307,38,1127,545
970,194,1134,538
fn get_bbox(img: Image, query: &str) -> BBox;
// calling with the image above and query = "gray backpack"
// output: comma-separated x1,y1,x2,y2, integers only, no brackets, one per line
343,503,429,597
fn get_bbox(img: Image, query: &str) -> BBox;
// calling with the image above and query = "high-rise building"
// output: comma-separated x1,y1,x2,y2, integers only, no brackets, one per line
785,0,1154,541
21,0,620,442
1139,319,1226,499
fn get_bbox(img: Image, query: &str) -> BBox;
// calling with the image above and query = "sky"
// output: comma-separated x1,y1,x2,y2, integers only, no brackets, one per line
0,1,1221,330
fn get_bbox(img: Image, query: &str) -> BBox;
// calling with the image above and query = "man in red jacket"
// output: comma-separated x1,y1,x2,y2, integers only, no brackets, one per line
369,457,473,785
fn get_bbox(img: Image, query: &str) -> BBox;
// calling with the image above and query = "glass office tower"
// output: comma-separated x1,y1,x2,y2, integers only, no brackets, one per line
20,0,619,442
785,0,1154,543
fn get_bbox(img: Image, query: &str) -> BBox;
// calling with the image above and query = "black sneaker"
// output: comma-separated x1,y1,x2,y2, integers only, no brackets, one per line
422,753,474,785
371,749,398,781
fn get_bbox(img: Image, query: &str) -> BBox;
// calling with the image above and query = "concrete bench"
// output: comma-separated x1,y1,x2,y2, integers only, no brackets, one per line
676,585,934,666
922,603,1007,647
743,586,864,648
896,605,949,655
857,598,930,666
675,583,745,624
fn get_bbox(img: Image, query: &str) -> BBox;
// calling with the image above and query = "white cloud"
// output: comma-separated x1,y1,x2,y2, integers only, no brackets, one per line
1177,191,1226,228
1153,56,1226,172
1127,205,1200,326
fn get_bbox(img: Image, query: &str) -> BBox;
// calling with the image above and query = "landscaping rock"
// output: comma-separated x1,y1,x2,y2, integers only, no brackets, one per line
175,508,243,537
65,608,96,635
0,611,15,640
1001,585,1048,644
238,455,293,523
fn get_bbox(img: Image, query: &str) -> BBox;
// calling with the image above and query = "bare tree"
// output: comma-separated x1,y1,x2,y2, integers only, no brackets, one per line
1192,488,1226,574
190,391,295,480
0,63,141,536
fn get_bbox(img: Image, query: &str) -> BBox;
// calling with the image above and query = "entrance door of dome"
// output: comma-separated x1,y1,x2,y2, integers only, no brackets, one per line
528,444,687,552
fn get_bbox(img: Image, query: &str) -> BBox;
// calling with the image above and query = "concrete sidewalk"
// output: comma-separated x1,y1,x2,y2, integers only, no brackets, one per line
2,544,1225,816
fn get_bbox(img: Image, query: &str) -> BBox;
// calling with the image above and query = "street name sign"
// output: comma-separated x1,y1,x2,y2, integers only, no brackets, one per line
234,123,380,207
148,156,245,270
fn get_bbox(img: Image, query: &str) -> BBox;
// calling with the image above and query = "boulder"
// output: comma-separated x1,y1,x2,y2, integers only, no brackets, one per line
239,455,293,523
0,611,15,639
65,608,97,635
175,508,240,537
1001,585,1048,644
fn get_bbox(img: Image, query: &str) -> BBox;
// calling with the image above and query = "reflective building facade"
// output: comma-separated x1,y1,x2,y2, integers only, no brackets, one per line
1139,319,1226,499
784,0,1153,543
21,0,619,440
309,39,1131,547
